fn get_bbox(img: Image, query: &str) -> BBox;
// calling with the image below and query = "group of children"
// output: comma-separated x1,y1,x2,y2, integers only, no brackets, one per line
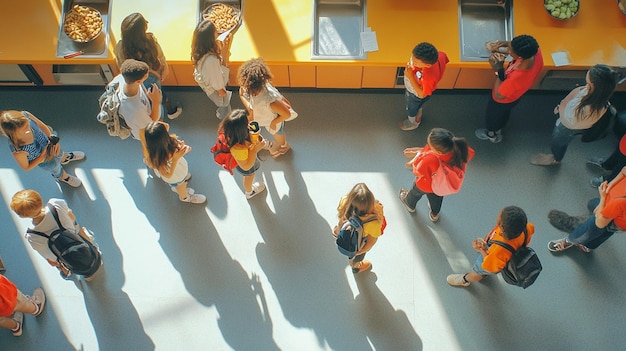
1,19,623,336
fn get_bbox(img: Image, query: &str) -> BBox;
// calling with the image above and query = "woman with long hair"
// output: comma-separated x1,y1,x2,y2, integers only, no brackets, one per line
192,20,232,119
399,128,474,222
115,13,182,119
140,121,205,203
531,64,618,166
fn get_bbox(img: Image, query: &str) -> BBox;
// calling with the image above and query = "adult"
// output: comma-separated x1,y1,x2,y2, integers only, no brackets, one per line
531,64,618,166
115,12,182,119
475,34,544,143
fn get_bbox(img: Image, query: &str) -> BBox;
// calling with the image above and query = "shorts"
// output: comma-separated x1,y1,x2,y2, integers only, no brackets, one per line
262,121,285,136
236,159,261,176
0,275,18,317
472,254,497,276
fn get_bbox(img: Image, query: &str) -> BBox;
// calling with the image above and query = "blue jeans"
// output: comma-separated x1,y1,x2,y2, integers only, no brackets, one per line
472,254,496,276
404,183,444,215
207,90,232,120
405,91,430,118
39,152,64,178
550,122,584,162
567,216,615,249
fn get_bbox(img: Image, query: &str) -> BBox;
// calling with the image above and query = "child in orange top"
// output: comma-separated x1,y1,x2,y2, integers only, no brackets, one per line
219,109,267,199
447,206,534,287
333,183,386,273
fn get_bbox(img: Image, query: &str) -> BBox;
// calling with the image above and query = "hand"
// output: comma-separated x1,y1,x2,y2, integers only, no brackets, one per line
403,147,422,158
489,53,505,70
252,139,267,152
598,181,609,197
472,238,487,251
48,142,61,158
147,83,162,105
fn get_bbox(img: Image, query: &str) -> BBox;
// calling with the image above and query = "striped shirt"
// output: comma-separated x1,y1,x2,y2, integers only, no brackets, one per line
8,114,49,162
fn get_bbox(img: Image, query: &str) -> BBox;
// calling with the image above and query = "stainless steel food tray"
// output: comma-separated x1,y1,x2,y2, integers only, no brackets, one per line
56,0,112,59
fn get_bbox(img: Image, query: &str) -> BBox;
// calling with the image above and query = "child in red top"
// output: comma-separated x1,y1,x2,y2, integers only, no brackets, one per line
399,128,474,222
0,275,45,337
475,34,543,143
399,42,449,131
447,206,535,287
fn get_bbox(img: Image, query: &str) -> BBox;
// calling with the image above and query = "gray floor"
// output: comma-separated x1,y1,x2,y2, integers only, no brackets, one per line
0,85,625,351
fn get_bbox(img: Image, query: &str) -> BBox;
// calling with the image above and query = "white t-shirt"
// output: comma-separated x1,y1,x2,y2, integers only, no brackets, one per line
194,54,229,96
557,86,606,130
248,83,282,127
154,156,189,185
113,75,156,139
26,199,78,262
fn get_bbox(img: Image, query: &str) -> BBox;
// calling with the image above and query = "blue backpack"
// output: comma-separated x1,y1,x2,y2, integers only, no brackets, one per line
335,214,377,257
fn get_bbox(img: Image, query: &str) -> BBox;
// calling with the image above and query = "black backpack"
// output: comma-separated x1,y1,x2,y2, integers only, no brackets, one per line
28,205,102,278
491,230,542,289
334,214,377,257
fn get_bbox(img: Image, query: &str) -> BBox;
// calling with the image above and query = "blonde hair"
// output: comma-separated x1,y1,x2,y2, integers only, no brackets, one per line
11,189,43,218
0,110,29,148
338,183,375,219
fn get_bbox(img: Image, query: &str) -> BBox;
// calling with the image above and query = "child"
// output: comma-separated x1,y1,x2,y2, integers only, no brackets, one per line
0,110,84,187
447,206,535,287
531,64,618,166
191,20,232,120
238,58,293,158
219,109,267,199
0,275,45,337
140,121,206,204
333,183,386,273
10,189,100,280
399,128,474,222
115,12,182,119
399,42,449,131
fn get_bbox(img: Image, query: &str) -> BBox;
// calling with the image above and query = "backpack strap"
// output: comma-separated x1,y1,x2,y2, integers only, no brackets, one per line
46,204,67,232
26,228,51,239
490,229,529,253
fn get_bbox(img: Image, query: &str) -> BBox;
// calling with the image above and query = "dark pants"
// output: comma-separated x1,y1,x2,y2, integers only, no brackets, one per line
601,147,626,182
405,183,444,215
484,95,520,132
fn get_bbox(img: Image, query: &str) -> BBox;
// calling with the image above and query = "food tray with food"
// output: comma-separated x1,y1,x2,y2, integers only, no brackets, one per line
544,0,579,20
202,3,242,34
63,4,103,43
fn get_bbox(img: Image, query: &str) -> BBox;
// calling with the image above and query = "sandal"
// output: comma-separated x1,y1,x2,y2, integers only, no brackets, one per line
548,238,574,252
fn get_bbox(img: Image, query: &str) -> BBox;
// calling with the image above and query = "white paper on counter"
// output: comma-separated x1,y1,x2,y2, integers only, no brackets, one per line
551,51,571,67
360,28,379,52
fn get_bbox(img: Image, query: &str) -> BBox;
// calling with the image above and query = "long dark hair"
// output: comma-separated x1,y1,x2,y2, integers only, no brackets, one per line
219,109,251,147
143,121,179,172
427,128,470,168
191,20,220,67
576,64,617,120
120,13,161,72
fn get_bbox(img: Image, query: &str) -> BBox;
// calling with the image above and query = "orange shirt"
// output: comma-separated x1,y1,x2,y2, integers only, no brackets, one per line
602,176,626,229
482,223,535,273
0,275,18,317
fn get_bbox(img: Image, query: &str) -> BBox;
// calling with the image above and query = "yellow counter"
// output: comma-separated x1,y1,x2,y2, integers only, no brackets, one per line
1,0,624,76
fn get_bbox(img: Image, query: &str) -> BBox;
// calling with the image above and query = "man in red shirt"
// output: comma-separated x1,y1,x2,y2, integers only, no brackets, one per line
399,42,449,131
548,166,626,253
475,34,543,143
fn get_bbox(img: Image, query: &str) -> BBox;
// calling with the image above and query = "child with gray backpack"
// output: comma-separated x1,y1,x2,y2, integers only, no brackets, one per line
332,183,386,274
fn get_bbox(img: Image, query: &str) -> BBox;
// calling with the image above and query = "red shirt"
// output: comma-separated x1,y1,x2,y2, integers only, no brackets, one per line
408,51,449,97
0,275,18,317
495,48,544,103
412,144,475,193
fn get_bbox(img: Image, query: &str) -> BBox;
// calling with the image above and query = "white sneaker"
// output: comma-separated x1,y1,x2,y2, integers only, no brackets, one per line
180,193,206,204
246,182,266,199
61,151,85,165
447,274,470,287
171,187,194,194
59,175,82,187
167,106,183,119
